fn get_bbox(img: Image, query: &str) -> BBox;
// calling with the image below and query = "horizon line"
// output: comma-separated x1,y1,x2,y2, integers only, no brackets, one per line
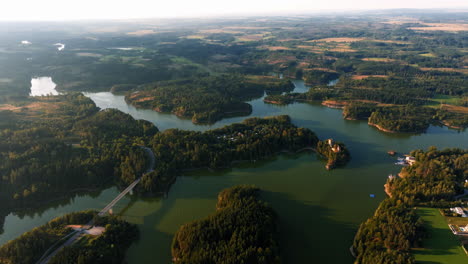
1,7,468,23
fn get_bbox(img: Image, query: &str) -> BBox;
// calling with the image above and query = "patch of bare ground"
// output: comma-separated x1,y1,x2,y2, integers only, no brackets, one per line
352,75,389,80
328,47,357,52
420,67,468,74
307,37,366,43
133,96,156,103
440,104,468,114
321,100,348,109
260,46,292,51
409,23,468,32
362,58,397,62
371,40,411,44
0,101,61,113
0,104,21,111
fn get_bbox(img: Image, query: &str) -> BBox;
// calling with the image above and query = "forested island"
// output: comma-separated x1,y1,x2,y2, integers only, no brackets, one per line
0,210,138,264
125,75,293,124
172,185,281,264
352,148,468,263
316,139,351,170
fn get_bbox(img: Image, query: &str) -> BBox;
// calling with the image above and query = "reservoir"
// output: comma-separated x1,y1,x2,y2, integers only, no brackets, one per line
30,77,59,96
1,80,467,263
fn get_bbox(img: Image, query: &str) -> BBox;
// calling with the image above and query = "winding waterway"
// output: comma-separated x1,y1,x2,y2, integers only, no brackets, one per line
1,80,467,263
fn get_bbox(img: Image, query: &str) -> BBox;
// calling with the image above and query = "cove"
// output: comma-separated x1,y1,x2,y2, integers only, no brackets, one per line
0,80,466,263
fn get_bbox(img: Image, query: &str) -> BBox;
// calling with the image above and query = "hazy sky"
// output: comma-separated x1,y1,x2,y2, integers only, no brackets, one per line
1,0,467,21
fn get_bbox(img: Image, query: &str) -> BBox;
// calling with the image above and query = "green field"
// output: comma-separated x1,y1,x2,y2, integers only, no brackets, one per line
425,94,466,109
413,207,467,264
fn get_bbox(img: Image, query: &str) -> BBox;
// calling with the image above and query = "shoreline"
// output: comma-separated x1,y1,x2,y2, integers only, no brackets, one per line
367,122,398,133
4,185,109,213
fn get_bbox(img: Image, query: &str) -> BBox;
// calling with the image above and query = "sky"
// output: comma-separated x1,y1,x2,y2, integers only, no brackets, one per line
1,0,467,21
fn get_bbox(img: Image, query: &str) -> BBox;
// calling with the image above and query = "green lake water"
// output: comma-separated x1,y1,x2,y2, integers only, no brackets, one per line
1,80,467,263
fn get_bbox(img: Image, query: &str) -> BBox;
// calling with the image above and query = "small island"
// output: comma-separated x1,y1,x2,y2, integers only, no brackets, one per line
316,139,351,170
171,185,281,264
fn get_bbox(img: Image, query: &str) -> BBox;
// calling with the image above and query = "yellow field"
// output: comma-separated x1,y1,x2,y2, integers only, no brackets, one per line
261,46,292,51
362,58,396,62
184,35,205,39
352,75,388,80
440,104,468,114
409,23,468,32
307,37,366,43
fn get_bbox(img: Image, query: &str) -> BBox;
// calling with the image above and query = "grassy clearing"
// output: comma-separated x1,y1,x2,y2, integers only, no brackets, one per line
362,58,397,62
427,95,466,106
170,56,212,74
413,207,467,264
419,52,436,57
351,75,389,80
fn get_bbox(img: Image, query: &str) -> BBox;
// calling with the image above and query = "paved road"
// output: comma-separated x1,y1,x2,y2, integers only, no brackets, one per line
37,231,81,264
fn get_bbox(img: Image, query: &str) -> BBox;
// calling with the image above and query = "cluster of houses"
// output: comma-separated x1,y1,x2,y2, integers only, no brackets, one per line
327,139,341,153
395,155,416,166
450,207,468,218
215,127,268,142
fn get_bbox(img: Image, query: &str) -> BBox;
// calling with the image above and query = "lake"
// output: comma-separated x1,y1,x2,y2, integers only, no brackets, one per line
1,80,467,263
30,77,59,96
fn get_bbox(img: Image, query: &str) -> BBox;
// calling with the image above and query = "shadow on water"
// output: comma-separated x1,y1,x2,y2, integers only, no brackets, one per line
261,190,356,264
183,151,315,179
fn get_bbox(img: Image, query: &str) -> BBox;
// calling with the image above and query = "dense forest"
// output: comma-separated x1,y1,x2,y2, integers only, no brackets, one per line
140,115,321,193
352,148,468,263
172,185,281,264
0,94,157,208
125,74,293,124
0,210,139,264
